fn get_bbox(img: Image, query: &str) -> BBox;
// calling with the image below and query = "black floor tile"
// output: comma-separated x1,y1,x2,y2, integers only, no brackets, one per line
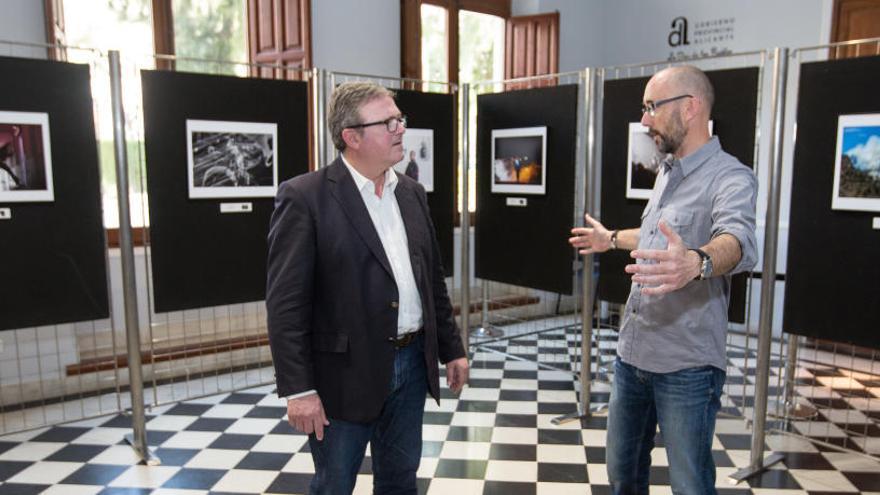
446,426,493,442
221,392,264,404
585,446,606,463
537,402,577,415
499,390,537,402
161,467,226,490
537,462,588,483
185,417,237,432
0,460,31,482
494,414,537,428
245,406,287,419
146,429,177,446
537,428,581,445
153,447,200,466
61,464,129,485
712,449,735,468
538,380,574,391
234,451,293,470
746,469,801,490
483,480,536,495
207,433,262,450
503,370,538,380
163,403,214,416
781,452,835,470
0,442,17,456
0,484,49,495
456,400,498,413
844,472,880,491
97,488,152,495
434,459,488,479
45,444,109,462
423,412,454,425
489,443,536,461
264,472,313,494
30,426,90,442
580,416,607,430
270,420,299,435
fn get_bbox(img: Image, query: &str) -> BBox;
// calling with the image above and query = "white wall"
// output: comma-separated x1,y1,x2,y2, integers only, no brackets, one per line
512,0,834,67
0,0,45,46
310,0,400,77
511,0,606,71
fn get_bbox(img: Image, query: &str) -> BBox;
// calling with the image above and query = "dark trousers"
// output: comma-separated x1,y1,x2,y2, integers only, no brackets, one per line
308,334,427,495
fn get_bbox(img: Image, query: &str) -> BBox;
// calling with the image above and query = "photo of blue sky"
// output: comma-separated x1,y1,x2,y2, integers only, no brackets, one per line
842,125,880,177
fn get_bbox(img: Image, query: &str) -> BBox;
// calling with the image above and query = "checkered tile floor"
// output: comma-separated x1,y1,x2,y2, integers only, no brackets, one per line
1,327,879,494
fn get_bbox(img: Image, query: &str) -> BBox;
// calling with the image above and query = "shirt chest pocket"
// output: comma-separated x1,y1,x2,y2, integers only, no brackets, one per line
658,207,695,244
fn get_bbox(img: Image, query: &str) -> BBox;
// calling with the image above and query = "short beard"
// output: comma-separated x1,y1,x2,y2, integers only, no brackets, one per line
653,111,686,154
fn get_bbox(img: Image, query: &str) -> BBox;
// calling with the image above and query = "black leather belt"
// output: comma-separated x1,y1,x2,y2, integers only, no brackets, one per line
390,329,423,349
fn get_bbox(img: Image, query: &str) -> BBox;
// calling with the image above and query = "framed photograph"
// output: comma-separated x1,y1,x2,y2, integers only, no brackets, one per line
0,111,53,203
393,128,434,192
626,120,713,200
491,126,547,195
187,119,278,199
831,113,880,212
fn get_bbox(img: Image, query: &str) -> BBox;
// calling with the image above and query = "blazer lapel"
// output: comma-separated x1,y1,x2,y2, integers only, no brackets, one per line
394,179,427,291
326,159,394,279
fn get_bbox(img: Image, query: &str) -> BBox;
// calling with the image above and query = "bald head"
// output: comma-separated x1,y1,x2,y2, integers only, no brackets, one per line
654,65,714,116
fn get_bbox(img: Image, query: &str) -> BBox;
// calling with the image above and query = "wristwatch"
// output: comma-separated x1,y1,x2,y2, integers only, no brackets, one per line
609,230,619,250
690,248,713,280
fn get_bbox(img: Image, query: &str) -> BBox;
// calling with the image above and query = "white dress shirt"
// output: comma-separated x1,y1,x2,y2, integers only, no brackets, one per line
341,155,424,336
286,158,423,401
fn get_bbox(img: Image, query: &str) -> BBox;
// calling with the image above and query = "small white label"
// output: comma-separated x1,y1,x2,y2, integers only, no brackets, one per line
220,202,253,213
0,208,10,220
506,197,528,207
873,217,880,230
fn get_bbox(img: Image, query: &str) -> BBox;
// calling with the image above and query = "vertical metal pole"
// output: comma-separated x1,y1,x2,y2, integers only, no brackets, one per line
326,72,338,166
580,67,599,415
730,47,788,483
108,50,157,465
313,68,325,170
460,83,471,350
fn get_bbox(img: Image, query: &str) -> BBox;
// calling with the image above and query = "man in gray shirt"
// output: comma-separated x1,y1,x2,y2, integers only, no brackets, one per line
570,65,757,495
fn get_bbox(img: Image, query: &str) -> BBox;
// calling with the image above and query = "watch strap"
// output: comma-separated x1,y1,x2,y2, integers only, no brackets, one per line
689,248,710,280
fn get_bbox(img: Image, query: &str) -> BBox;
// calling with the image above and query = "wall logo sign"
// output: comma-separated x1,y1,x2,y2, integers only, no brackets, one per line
667,15,736,61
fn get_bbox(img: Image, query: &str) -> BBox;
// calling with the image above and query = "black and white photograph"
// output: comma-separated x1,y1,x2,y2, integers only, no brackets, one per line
0,110,53,203
187,119,278,199
626,120,713,200
832,113,880,212
491,126,547,195
393,127,434,192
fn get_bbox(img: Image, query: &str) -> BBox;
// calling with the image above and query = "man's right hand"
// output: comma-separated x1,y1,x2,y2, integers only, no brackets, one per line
569,214,613,255
287,394,330,440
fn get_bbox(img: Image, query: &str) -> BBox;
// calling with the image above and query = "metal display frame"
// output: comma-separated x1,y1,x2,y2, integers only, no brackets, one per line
463,70,591,419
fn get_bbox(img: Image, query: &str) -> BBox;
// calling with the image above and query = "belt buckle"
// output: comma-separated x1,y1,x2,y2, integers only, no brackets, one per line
392,330,419,349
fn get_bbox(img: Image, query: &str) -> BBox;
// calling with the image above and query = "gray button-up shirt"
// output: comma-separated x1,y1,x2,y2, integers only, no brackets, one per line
617,136,758,373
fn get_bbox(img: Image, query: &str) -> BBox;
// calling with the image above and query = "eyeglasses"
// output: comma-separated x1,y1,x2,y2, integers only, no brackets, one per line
641,94,692,116
348,115,407,133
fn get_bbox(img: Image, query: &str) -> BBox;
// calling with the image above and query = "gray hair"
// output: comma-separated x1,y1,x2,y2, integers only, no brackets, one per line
327,82,396,151
665,65,715,114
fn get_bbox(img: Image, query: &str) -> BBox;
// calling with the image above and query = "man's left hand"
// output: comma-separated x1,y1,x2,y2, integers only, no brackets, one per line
625,220,700,295
445,357,469,394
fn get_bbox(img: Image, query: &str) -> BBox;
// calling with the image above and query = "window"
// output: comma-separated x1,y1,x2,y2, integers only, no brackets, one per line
172,0,249,76
409,0,509,218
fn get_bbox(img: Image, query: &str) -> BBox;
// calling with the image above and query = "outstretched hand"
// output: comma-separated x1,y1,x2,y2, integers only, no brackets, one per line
569,214,613,255
625,220,700,295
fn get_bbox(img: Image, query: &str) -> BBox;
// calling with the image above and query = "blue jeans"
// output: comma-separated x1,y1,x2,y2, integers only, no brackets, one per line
606,358,725,495
308,334,427,495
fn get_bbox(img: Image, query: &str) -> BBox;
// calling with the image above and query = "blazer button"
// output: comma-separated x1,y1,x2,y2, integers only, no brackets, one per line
390,301,399,309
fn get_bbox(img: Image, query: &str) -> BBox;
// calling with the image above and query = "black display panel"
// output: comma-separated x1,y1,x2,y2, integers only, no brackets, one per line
475,85,579,295
0,56,109,331
394,89,455,276
598,67,760,323
783,55,880,349
142,70,309,313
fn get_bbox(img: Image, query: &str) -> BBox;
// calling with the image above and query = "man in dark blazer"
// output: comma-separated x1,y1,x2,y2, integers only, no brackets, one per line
266,81,468,494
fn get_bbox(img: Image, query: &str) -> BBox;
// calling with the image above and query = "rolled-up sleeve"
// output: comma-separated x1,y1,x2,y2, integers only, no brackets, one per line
710,166,758,274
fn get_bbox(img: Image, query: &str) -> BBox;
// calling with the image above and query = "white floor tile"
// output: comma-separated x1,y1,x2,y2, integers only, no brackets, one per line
184,448,249,469
107,465,180,488
426,478,484,495
7,460,82,484
210,468,278,493
484,460,537,482
0,441,65,461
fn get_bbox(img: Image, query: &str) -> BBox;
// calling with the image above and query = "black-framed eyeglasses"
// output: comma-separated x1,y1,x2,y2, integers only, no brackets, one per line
347,115,407,133
641,94,692,116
